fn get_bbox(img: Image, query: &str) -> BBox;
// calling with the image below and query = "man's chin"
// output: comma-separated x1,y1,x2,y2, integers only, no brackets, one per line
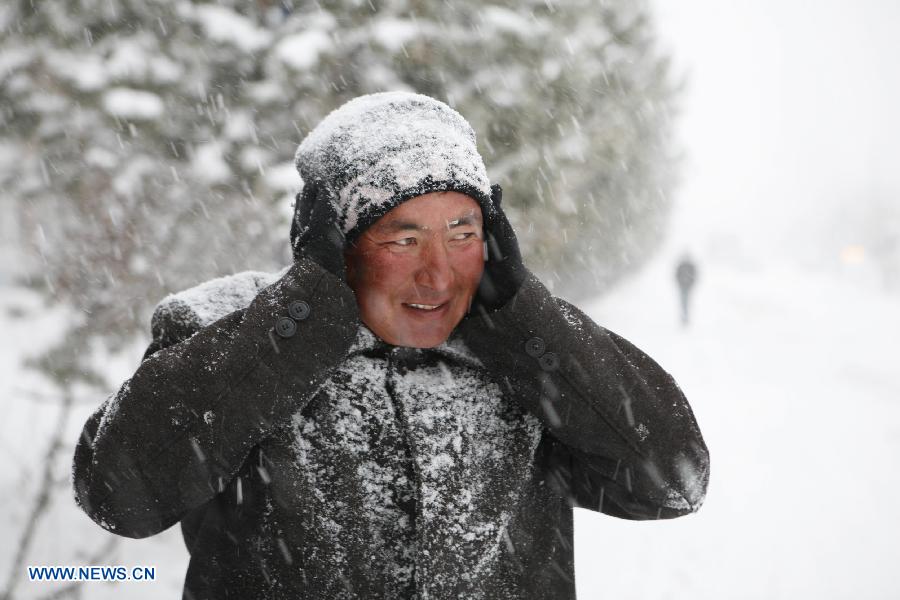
393,327,453,349
380,319,457,349
387,304,466,348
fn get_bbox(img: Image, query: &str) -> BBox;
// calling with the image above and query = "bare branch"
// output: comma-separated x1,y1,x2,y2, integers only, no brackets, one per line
0,388,74,600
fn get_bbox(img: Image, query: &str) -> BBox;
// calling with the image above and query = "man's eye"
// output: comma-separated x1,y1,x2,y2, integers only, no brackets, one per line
392,238,416,247
451,232,476,242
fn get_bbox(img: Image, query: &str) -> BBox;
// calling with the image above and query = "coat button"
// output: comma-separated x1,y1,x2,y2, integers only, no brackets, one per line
288,300,310,321
539,352,559,371
275,316,297,338
525,337,546,358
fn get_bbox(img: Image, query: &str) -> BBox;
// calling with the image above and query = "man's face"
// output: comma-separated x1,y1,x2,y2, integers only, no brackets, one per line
345,191,485,348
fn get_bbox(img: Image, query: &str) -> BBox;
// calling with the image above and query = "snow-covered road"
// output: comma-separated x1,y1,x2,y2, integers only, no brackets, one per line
576,256,900,599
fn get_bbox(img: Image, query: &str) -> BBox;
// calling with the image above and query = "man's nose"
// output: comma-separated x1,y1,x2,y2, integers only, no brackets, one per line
414,240,452,293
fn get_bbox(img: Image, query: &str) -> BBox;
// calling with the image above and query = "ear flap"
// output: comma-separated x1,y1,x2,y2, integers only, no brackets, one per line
290,181,349,277
490,183,503,209
482,183,503,264
290,181,319,258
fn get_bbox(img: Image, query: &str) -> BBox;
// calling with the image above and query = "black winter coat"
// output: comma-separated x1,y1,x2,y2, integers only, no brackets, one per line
72,257,709,599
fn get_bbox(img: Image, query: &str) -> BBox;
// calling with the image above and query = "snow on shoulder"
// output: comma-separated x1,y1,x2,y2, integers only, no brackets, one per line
154,269,283,330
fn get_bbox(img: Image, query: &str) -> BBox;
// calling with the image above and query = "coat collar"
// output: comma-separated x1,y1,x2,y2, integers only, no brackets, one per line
347,323,486,372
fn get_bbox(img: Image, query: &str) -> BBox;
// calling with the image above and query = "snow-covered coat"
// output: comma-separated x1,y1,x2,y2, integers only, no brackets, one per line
72,254,709,599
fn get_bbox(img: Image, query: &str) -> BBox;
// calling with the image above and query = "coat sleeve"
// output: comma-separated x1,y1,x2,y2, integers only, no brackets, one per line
71,258,359,538
458,271,710,520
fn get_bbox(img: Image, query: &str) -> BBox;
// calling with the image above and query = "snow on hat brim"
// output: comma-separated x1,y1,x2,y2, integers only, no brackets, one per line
338,145,494,243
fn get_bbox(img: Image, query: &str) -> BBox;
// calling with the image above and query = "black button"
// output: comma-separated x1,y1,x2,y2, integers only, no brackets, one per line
288,300,310,321
525,337,546,358
275,316,297,338
539,352,559,371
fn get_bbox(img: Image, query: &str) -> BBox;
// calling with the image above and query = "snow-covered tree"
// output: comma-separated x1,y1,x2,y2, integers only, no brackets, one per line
257,0,679,297
2,0,677,349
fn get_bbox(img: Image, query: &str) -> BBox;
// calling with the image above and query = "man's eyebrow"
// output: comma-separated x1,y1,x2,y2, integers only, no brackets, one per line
376,220,425,233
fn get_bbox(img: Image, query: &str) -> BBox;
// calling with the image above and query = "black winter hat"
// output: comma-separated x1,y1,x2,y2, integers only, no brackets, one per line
291,92,496,256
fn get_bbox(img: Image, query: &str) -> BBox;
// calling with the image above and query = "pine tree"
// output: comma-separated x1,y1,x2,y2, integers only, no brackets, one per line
2,0,677,350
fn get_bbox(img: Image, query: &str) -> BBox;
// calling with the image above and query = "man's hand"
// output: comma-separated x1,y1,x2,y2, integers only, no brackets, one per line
473,184,529,313
292,180,348,280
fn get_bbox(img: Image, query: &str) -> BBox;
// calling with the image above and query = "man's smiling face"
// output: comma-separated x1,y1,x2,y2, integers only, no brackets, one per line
344,191,485,348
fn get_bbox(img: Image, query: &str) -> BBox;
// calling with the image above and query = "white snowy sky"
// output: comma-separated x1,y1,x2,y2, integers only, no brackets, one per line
651,0,900,268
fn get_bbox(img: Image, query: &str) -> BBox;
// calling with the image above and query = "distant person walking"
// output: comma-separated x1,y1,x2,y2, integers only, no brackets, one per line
675,254,698,326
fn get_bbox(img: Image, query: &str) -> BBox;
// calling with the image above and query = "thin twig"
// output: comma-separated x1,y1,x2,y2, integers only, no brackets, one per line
10,387,99,406
0,387,73,600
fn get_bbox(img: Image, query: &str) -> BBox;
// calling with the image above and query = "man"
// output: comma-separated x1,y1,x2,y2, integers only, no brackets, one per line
73,92,709,599
675,253,699,326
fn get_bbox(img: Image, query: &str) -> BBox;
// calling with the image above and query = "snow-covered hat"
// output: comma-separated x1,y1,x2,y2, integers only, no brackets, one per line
293,91,494,245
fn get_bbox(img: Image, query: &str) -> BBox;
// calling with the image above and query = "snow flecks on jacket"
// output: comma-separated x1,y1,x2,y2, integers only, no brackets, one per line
289,351,419,596
640,448,708,513
663,487,692,511
95,383,128,439
286,325,544,598
393,359,543,597
634,422,650,441
555,300,584,331
346,323,380,354
674,449,709,510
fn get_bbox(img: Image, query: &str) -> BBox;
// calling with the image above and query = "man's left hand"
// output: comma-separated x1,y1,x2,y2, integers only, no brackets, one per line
473,184,528,314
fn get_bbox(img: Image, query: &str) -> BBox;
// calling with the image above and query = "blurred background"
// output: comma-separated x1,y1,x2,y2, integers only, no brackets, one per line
1,0,898,598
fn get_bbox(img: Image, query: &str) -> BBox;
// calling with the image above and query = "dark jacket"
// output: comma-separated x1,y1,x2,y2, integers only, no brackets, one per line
72,257,709,599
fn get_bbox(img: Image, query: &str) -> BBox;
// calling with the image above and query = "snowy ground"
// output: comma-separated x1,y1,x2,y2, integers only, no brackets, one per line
2,248,899,599
0,288,188,600
575,253,900,600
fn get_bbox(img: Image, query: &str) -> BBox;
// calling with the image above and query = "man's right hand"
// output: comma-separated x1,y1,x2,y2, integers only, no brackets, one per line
292,180,348,280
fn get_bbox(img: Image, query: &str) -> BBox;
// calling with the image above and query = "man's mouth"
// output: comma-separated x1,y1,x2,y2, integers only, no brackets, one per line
403,302,448,312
